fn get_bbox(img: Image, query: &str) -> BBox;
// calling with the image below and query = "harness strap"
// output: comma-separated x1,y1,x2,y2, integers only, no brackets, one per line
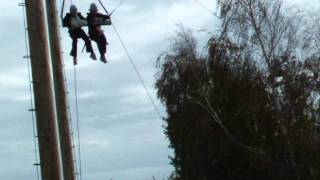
61,0,65,21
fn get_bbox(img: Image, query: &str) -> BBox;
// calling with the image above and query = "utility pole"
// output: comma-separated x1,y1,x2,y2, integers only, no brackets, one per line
25,0,62,179
45,0,77,180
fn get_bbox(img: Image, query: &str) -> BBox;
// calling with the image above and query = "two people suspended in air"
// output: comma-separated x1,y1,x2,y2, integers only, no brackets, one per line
62,3,111,65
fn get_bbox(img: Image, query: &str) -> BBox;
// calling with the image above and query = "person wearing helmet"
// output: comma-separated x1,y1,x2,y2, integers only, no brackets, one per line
62,5,97,65
86,3,110,63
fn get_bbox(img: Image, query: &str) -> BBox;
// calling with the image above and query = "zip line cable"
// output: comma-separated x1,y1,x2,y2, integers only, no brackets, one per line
20,1,41,180
106,0,219,121
97,0,220,121
192,0,219,18
111,24,163,120
97,0,164,120
109,0,126,15
98,0,110,14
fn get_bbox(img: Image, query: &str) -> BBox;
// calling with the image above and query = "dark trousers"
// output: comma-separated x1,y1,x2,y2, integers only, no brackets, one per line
69,28,93,57
90,33,107,56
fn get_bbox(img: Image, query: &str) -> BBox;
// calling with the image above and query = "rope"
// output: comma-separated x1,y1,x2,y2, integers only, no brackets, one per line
73,65,83,180
108,0,218,120
62,59,80,180
20,1,40,180
111,25,163,120
97,0,163,120
98,0,110,14
60,0,82,179
109,0,126,15
61,0,65,20
192,0,219,18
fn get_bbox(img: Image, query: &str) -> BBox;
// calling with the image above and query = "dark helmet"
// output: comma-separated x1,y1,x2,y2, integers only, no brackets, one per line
89,3,98,12
70,5,77,13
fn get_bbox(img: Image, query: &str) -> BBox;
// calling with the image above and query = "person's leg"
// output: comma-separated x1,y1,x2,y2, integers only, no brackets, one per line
97,34,108,63
69,32,78,58
71,37,78,65
79,29,97,60
97,34,107,56
79,29,94,53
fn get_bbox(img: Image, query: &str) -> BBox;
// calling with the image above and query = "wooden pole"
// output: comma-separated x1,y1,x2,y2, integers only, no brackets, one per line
25,0,62,179
45,0,77,180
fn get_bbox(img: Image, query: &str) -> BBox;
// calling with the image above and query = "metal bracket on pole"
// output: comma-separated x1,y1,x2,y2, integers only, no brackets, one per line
26,26,37,31
23,55,32,59
31,80,40,84
18,2,26,7
28,108,36,112
36,134,47,138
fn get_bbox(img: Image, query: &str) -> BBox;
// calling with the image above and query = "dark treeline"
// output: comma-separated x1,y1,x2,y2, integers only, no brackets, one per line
155,0,320,179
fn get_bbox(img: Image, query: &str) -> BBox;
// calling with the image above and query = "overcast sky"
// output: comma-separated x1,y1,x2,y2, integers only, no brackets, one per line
0,0,317,180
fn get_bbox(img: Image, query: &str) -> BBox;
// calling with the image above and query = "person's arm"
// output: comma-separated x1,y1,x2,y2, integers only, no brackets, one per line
78,13,86,20
62,13,70,28
96,13,110,20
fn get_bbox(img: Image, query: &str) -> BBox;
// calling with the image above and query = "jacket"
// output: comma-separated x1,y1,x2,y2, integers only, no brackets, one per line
86,12,110,36
62,12,87,29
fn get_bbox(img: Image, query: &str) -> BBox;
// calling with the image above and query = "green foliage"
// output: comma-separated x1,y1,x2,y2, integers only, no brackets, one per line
156,30,320,179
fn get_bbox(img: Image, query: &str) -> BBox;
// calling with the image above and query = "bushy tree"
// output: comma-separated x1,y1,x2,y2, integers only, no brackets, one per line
155,2,320,178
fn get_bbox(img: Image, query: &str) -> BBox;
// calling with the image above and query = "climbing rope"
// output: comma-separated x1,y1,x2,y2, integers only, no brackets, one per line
61,0,66,20
60,0,84,179
19,1,40,180
73,65,83,180
62,64,80,180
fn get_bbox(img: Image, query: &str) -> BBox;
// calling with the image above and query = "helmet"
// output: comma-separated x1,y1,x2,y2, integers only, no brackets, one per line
70,5,77,13
89,3,98,12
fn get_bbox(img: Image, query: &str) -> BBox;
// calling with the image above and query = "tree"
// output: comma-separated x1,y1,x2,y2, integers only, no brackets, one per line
155,2,320,178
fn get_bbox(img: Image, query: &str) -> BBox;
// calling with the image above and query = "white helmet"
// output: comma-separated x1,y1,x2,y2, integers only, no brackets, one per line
89,3,98,12
70,5,77,13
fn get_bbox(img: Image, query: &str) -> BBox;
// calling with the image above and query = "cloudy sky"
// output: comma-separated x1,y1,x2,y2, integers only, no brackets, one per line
0,0,317,180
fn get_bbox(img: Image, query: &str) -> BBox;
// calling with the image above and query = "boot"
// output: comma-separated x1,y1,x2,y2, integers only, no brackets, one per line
90,53,97,60
100,55,107,63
